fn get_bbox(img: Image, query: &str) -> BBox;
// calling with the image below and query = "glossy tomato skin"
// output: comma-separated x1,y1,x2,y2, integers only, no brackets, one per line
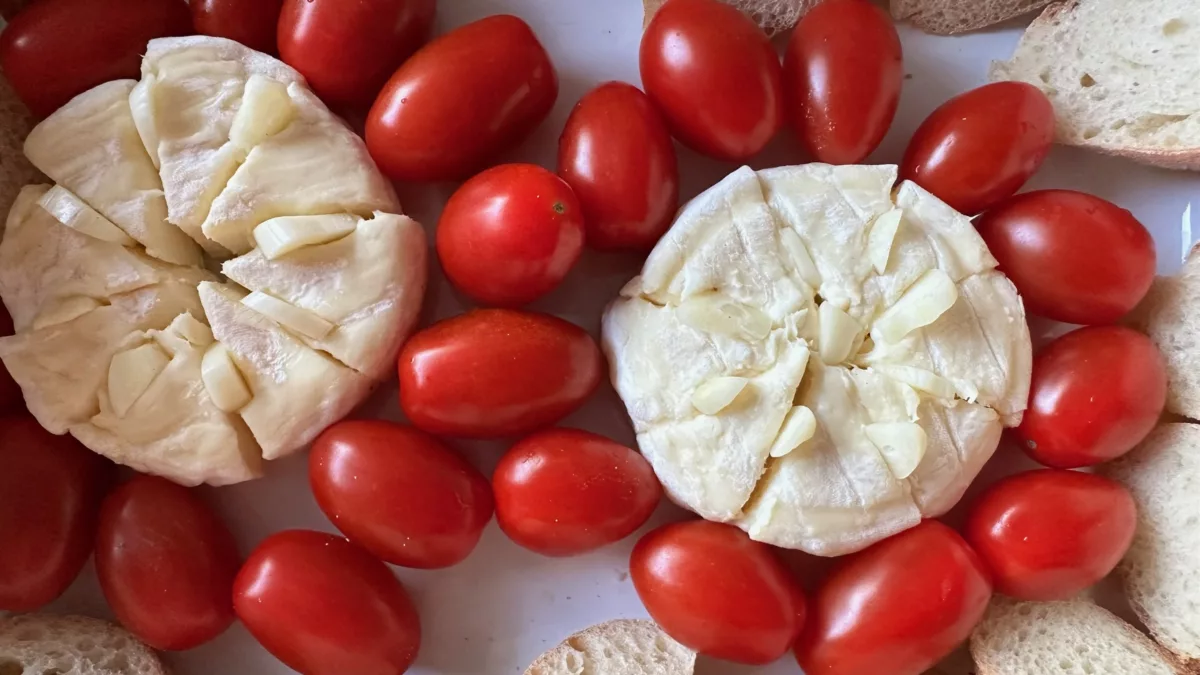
0,416,110,611
311,420,493,569
437,164,584,307
795,521,993,675
557,81,679,251
96,476,239,650
1019,326,1167,468
0,0,192,117
965,470,1136,601
278,0,435,108
493,429,661,556
901,82,1055,215
631,520,806,664
784,0,902,164
975,190,1156,325
234,530,421,675
191,0,284,54
398,309,603,439
367,15,557,182
640,0,784,161
0,305,22,412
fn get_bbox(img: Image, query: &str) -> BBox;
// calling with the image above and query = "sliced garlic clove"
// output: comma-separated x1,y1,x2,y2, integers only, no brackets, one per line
677,295,772,341
128,76,160,168
769,405,817,457
873,365,957,400
230,75,295,151
37,186,137,246
692,376,749,415
108,342,170,418
779,228,822,288
32,296,102,329
818,301,862,365
872,269,958,344
241,291,334,340
953,378,980,403
867,208,903,274
253,214,359,260
201,343,252,413
865,422,927,480
168,312,214,347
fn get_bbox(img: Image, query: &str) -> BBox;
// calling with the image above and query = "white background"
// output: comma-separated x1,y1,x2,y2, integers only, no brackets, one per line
44,0,1199,673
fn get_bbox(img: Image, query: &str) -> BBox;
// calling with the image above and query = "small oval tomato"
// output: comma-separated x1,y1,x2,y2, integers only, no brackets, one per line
557,81,679,251
367,15,557,182
96,475,240,651
631,520,806,665
0,0,32,21
398,310,603,438
191,0,284,55
437,164,584,307
0,305,23,412
493,428,661,557
975,190,1156,325
784,0,902,164
279,0,435,108
640,0,784,161
965,470,1136,601
901,82,1054,215
0,0,192,117
1019,326,1167,468
0,416,110,611
795,521,992,675
311,420,493,569
234,530,421,675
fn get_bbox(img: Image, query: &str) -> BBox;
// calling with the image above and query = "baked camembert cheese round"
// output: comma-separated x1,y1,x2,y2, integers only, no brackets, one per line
0,37,427,486
602,164,1032,556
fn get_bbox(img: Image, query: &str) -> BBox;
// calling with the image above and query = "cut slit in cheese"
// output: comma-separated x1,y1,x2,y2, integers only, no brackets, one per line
37,186,136,246
252,214,358,260
678,295,773,341
108,342,170,418
32,297,103,329
241,290,335,340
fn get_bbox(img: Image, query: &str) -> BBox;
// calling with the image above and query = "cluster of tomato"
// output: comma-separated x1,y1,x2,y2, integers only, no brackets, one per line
0,0,1172,674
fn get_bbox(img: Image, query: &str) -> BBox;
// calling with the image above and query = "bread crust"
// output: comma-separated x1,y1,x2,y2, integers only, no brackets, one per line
891,0,1052,35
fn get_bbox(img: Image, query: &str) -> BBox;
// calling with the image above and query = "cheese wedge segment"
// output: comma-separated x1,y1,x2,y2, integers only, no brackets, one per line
37,186,136,245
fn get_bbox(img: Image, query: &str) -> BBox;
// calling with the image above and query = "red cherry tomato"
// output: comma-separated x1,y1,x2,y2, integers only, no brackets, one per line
640,0,784,161
367,15,557,182
901,82,1055,215
795,521,993,675
975,190,1156,325
1019,325,1167,468
310,420,493,569
0,416,110,611
95,475,239,651
0,0,32,21
437,164,584,307
557,81,679,251
278,0,435,108
965,470,1136,601
0,0,192,117
630,520,806,665
493,428,661,557
191,0,284,54
0,305,23,412
398,309,603,438
234,530,421,675
784,0,902,164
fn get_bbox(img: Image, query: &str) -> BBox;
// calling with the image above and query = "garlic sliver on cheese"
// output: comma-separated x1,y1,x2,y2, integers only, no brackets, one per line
872,269,958,344
108,342,170,417
867,208,903,274
37,186,136,246
166,312,214,347
768,405,817,458
872,365,957,400
678,295,773,341
864,422,927,480
779,228,822,288
230,75,296,150
201,343,252,412
32,297,102,330
692,376,749,415
253,214,358,260
241,290,334,340
818,301,862,365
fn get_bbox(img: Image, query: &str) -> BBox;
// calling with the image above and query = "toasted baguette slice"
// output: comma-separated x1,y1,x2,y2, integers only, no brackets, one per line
1127,249,1200,420
971,598,1183,675
991,1,1200,171
891,0,1051,35
1101,423,1200,670
0,614,168,675
525,619,695,675
643,0,816,35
